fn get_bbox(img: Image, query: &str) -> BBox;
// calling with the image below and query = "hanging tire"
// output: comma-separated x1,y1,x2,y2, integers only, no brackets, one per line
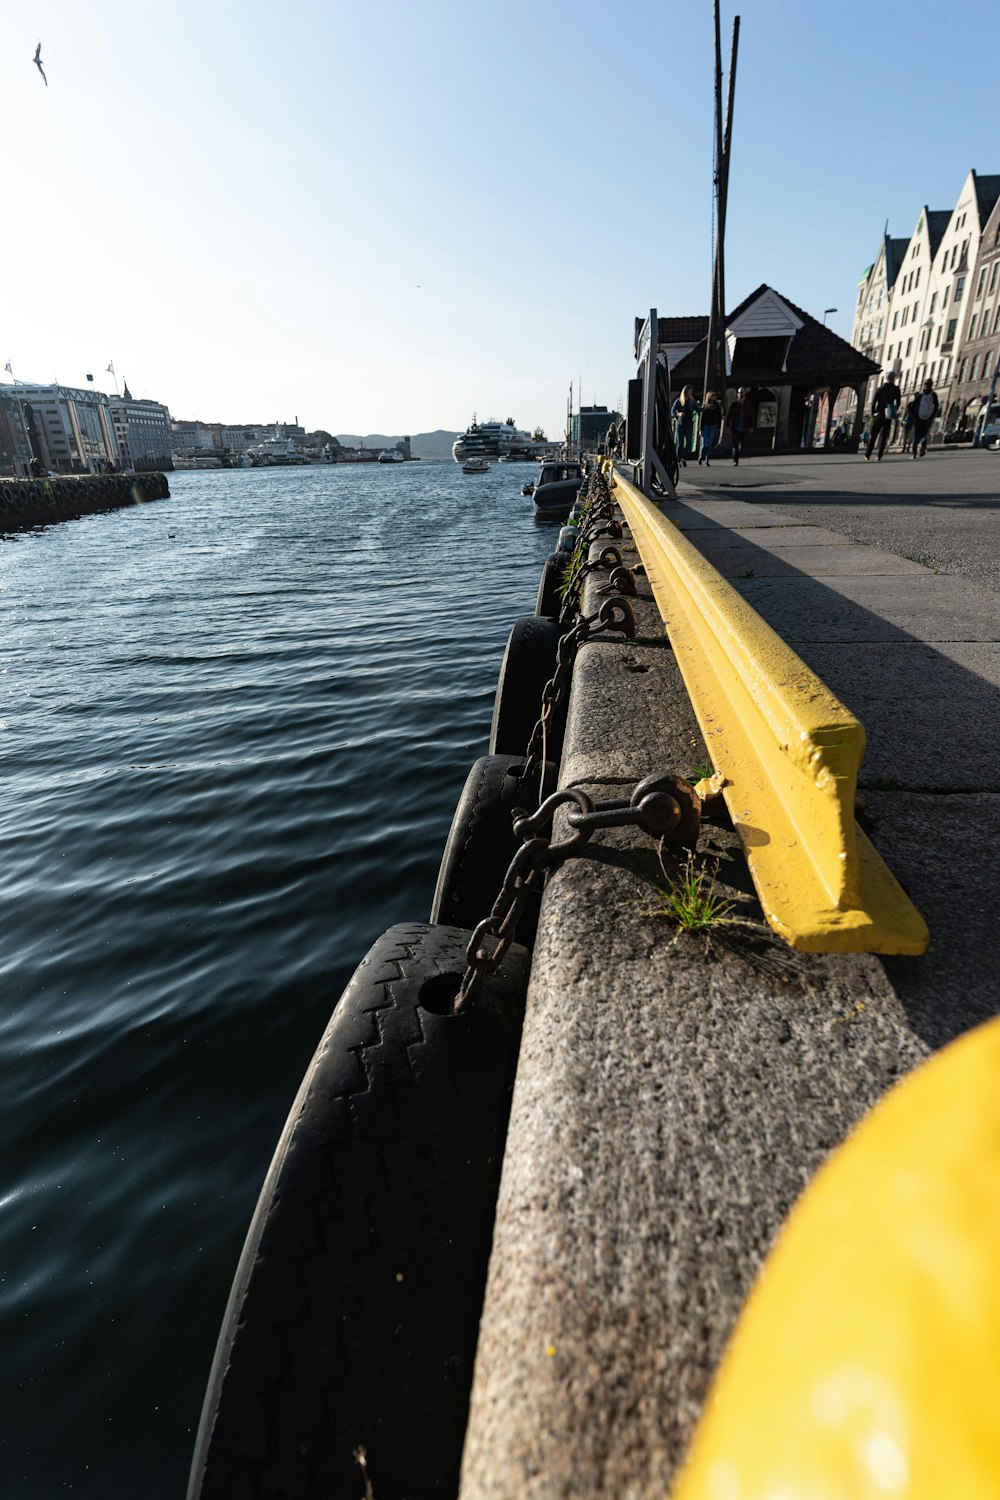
188,922,530,1500
489,614,565,757
535,552,564,617
430,754,558,946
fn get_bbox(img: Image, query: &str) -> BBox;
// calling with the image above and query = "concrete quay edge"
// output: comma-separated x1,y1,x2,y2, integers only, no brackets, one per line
458,485,1000,1497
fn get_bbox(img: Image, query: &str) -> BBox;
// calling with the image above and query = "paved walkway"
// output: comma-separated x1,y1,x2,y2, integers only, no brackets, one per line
458,460,1000,1498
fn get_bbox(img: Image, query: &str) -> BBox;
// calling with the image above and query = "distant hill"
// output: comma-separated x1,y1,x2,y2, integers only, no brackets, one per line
337,430,460,462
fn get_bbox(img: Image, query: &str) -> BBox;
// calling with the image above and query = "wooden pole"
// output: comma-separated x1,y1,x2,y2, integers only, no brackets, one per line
715,16,739,431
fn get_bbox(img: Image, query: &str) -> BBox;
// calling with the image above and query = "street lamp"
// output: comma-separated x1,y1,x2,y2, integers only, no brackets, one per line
823,307,838,325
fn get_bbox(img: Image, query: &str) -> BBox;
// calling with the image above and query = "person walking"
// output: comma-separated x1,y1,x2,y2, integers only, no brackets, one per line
671,385,696,467
605,419,619,458
697,391,721,466
864,372,901,461
726,387,753,465
912,379,940,457
902,396,917,455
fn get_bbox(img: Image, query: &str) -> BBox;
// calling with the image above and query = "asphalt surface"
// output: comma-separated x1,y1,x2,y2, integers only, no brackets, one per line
677,447,1000,594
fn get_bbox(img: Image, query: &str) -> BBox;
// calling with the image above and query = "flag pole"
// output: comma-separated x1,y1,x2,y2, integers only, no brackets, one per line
107,360,120,396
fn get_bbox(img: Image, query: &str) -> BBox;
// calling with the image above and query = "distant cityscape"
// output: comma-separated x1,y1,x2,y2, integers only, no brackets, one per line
0,375,473,477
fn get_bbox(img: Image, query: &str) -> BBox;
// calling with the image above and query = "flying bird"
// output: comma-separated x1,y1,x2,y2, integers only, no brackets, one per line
34,43,47,86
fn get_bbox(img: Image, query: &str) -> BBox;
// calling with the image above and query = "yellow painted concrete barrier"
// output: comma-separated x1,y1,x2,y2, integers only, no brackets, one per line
607,466,927,953
672,1016,1000,1499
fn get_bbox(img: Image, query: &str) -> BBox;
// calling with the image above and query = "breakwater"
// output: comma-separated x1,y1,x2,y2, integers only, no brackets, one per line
0,471,169,529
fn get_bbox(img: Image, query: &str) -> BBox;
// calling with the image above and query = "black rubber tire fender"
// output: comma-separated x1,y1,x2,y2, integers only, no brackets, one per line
429,754,558,946
489,614,565,757
535,552,564,617
188,922,530,1500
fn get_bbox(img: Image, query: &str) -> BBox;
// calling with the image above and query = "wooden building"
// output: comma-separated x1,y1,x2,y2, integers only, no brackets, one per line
663,285,879,452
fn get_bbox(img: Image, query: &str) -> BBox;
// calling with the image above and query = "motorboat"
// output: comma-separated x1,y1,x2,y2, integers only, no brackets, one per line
377,449,406,464
462,456,491,474
531,461,584,519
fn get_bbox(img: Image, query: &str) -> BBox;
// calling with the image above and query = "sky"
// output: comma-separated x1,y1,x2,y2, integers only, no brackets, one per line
2,0,998,439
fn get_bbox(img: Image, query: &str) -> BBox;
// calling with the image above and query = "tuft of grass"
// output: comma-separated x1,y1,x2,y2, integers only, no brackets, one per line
687,763,714,783
738,568,756,579
642,855,737,935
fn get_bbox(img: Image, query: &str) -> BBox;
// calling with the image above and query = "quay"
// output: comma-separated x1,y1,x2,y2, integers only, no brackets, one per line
458,448,1000,1496
0,471,170,529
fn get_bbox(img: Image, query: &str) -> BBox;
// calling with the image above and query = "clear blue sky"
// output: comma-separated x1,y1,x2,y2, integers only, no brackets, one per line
2,0,996,438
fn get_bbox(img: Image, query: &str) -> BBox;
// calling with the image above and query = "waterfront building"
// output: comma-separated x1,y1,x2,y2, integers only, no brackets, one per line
849,170,1000,439
109,385,173,471
0,389,34,477
171,420,223,455
946,190,1000,436
664,285,878,451
569,405,624,452
0,382,122,473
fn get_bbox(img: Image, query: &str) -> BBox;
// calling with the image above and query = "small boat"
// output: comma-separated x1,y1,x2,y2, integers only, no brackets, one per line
463,457,491,474
377,449,406,464
531,461,584,519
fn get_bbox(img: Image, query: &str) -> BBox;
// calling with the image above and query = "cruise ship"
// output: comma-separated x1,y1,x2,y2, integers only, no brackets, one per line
451,416,562,464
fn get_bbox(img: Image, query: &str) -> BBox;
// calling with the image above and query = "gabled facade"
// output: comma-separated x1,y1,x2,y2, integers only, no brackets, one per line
666,285,878,452
852,171,1000,443
851,232,910,407
949,190,1000,433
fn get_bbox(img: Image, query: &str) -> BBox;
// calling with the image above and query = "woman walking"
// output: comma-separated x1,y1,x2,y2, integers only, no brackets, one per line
671,385,696,467
698,391,721,465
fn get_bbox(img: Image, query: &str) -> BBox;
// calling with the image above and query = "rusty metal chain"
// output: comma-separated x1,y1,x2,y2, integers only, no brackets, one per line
520,595,636,789
454,772,702,1012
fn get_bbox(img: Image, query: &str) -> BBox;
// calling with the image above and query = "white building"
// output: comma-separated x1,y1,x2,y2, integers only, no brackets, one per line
0,382,122,473
851,170,1000,435
171,420,222,455
109,384,173,471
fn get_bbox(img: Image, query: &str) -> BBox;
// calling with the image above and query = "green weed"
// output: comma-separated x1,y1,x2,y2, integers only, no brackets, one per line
687,763,714,783
642,855,737,935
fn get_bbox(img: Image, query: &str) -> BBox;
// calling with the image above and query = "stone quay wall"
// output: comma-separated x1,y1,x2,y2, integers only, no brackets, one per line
0,472,170,531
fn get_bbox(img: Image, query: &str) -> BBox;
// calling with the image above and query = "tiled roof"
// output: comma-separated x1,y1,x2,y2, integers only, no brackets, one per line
974,173,1000,228
668,285,880,386
658,316,710,343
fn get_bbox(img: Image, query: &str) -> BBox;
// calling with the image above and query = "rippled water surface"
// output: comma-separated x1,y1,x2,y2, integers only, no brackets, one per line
0,462,552,1495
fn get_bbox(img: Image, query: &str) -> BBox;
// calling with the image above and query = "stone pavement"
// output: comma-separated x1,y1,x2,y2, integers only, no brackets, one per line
458,459,1000,1498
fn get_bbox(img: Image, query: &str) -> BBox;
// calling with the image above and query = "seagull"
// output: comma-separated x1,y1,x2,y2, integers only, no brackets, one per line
34,43,47,85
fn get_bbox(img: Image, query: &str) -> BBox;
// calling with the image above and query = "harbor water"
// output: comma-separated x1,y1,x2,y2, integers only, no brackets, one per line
0,462,552,1496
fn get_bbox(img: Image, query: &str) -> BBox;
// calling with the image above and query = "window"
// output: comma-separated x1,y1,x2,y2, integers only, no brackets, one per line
971,355,981,382
991,262,1000,293
930,291,938,315
913,302,920,323
959,359,968,382
969,314,978,341
892,311,899,330
942,285,950,309
915,267,921,286
902,306,909,326
994,305,1000,334
951,245,959,269
955,276,966,302
906,337,913,356
977,267,987,298
946,318,958,343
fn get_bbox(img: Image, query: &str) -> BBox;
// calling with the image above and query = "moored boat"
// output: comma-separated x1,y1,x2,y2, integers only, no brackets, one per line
463,456,491,474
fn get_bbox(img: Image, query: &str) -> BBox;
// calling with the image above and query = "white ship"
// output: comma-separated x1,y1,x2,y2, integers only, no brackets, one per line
452,416,561,464
245,434,308,467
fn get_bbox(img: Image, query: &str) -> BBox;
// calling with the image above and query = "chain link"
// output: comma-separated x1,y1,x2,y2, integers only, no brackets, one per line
454,772,703,1013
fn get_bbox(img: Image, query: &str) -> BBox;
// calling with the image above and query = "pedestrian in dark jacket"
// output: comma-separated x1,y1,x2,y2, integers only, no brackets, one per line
671,385,696,466
912,380,940,457
725,387,754,465
864,375,902,461
697,392,721,465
